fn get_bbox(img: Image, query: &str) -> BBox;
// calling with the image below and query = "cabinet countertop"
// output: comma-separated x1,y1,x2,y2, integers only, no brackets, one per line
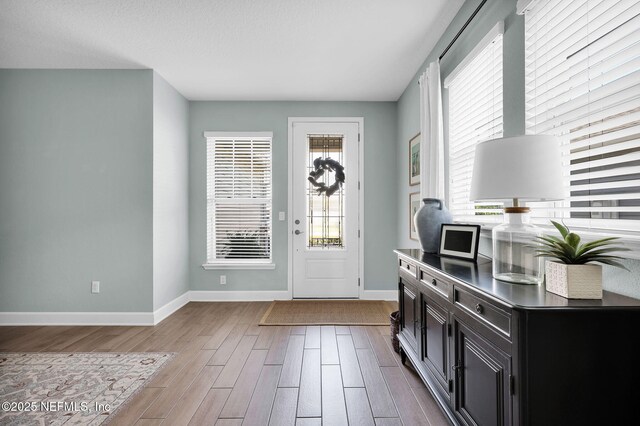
395,248,640,310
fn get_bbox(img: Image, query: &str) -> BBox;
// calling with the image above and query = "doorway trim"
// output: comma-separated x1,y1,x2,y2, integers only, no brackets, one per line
287,117,365,299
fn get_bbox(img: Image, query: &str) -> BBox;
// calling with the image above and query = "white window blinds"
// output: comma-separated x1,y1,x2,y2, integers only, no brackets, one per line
205,132,272,264
446,24,504,220
524,0,640,233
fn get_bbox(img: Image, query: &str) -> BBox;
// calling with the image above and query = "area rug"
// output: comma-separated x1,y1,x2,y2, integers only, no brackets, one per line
259,300,394,325
0,352,173,425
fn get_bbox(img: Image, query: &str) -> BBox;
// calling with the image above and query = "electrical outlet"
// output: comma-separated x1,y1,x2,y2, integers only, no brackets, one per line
279,211,286,221
91,281,100,294
220,275,227,285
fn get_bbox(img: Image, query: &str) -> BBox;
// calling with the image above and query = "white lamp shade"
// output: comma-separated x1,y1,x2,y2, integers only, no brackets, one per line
470,135,564,201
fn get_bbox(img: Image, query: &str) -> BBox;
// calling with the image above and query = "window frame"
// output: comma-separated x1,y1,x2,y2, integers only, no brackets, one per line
202,131,275,270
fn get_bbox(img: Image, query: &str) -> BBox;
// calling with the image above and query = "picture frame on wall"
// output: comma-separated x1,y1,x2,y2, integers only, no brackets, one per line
409,192,421,241
438,224,481,262
409,133,420,186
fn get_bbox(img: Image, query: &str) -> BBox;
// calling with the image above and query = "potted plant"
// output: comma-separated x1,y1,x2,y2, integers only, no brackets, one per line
535,221,629,299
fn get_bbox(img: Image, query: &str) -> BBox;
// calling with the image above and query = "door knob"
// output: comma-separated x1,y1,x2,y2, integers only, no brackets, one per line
294,230,302,235
294,219,300,225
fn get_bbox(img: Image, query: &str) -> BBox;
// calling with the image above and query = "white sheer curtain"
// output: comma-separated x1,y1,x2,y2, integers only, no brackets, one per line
418,61,445,201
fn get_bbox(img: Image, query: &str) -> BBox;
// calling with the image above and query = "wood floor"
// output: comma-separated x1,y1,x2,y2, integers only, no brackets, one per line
0,302,449,426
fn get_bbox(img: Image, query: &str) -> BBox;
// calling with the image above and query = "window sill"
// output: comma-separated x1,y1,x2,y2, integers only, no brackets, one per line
202,263,276,270
452,218,640,260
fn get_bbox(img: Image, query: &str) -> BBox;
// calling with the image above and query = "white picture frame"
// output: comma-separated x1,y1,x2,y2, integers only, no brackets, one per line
409,192,420,241
438,224,481,262
409,133,420,186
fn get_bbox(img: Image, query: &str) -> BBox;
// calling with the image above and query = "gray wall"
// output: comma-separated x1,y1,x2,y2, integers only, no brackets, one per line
3,1,636,312
0,69,154,312
397,0,523,251
395,0,640,298
189,102,398,292
152,72,190,310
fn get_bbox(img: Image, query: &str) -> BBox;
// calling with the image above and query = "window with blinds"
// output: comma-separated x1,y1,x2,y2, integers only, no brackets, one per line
445,23,504,220
524,0,640,233
205,132,272,264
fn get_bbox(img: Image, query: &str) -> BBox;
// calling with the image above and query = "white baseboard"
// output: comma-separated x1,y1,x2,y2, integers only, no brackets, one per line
0,292,192,326
0,311,154,326
153,291,190,325
361,290,398,301
189,290,291,302
189,290,396,301
0,289,396,325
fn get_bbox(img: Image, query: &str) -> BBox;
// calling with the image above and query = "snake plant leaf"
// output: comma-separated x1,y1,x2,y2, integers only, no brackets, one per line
554,240,577,257
535,235,567,247
576,247,631,258
551,220,570,239
535,246,568,253
576,254,625,262
565,232,581,249
534,247,574,258
535,253,573,263
537,242,578,260
536,221,627,269
577,237,621,252
593,258,629,271
574,242,627,259
575,254,626,264
535,248,571,257
537,234,565,244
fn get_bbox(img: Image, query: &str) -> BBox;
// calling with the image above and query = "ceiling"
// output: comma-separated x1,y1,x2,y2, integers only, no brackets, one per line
0,0,464,101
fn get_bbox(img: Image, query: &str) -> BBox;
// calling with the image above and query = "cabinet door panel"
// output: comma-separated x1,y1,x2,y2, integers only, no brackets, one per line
422,295,448,392
454,318,511,426
400,279,418,350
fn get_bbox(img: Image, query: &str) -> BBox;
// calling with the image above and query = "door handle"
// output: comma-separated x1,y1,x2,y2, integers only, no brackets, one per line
294,230,303,235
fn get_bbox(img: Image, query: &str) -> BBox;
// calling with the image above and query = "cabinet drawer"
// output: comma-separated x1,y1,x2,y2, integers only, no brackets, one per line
420,269,450,301
399,258,417,278
454,288,511,337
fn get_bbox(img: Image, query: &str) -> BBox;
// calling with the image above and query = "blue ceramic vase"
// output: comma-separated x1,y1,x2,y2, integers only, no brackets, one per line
414,198,452,253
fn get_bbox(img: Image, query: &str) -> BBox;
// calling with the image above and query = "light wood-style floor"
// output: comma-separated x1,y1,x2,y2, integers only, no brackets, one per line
0,302,449,426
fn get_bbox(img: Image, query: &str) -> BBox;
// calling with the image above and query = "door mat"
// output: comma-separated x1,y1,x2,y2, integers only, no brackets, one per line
259,300,395,326
0,351,173,425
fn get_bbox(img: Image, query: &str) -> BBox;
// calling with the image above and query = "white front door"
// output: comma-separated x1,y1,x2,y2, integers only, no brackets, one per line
291,120,360,298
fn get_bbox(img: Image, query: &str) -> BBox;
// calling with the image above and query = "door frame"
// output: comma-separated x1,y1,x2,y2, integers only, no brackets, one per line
287,117,365,299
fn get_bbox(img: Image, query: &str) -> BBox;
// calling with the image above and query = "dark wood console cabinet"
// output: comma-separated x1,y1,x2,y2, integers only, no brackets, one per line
395,249,640,426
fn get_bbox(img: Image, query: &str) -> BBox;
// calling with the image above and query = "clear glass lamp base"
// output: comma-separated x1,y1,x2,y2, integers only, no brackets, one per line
492,208,545,286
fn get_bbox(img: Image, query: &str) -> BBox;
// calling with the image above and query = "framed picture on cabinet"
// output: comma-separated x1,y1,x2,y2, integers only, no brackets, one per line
409,133,420,186
409,192,421,241
438,224,481,262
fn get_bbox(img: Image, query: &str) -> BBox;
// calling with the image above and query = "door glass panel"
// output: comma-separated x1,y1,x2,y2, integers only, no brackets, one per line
306,134,345,249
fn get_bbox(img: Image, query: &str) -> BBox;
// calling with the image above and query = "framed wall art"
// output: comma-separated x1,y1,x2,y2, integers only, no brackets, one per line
409,133,420,186
409,192,421,241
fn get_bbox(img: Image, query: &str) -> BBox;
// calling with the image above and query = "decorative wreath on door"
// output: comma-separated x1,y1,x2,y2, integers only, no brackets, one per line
307,157,345,196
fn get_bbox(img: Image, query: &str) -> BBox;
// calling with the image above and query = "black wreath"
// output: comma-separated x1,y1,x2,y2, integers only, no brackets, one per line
307,157,345,196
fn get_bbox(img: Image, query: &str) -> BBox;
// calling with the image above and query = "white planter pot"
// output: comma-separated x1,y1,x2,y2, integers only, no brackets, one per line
545,261,602,299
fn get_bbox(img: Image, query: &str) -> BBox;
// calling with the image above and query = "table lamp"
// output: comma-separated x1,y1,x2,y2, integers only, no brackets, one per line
470,135,564,285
